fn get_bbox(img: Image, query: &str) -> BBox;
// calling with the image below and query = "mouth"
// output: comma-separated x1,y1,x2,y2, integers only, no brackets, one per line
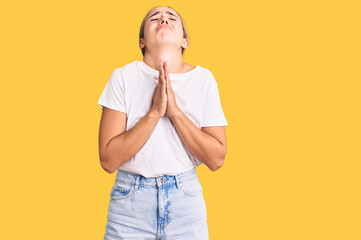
157,25,172,31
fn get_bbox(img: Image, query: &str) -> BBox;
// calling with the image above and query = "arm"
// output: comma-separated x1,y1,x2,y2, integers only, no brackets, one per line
161,62,227,171
168,112,227,171
98,107,161,174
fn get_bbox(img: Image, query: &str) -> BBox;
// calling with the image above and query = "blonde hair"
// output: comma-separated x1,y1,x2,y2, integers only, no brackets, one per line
139,6,189,56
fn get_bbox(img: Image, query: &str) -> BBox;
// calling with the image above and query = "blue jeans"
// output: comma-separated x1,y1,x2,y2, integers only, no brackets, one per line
103,167,209,240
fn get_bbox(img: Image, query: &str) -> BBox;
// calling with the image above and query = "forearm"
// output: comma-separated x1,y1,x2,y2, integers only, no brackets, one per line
169,111,225,171
103,110,161,173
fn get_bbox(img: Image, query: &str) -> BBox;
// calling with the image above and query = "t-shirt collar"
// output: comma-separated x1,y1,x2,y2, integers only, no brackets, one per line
139,60,200,80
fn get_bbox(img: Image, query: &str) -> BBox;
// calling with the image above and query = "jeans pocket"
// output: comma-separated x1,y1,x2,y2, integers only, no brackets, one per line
180,177,203,197
110,183,134,201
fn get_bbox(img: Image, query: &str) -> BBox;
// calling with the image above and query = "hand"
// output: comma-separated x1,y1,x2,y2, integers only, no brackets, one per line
163,61,181,118
150,62,167,119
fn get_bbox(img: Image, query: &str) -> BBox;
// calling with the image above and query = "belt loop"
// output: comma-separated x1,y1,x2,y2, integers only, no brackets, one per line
174,175,180,189
134,175,140,190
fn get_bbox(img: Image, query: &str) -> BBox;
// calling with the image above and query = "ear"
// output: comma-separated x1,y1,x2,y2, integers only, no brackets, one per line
181,38,189,50
139,38,145,49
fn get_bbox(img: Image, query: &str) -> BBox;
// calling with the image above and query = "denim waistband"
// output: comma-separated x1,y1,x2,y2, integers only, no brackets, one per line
114,167,198,190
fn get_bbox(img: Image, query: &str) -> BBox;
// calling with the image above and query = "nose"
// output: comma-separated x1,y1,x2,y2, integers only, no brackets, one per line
159,15,169,25
160,19,168,25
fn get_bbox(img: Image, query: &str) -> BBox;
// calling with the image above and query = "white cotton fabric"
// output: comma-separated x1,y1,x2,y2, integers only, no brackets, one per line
97,60,228,177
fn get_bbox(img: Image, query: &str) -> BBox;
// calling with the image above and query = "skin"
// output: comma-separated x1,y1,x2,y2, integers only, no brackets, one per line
98,7,227,173
139,7,192,74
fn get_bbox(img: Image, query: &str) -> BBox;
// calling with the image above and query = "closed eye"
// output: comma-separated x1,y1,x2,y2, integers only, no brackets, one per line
151,18,177,21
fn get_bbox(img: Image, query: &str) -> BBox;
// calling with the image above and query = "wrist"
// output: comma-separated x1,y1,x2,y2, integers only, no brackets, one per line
168,109,182,120
147,109,162,121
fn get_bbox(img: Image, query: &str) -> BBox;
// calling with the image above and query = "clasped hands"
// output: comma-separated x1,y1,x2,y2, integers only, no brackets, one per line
151,61,181,119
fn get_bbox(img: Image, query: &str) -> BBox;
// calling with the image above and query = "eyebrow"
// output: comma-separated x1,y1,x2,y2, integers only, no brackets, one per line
147,11,179,20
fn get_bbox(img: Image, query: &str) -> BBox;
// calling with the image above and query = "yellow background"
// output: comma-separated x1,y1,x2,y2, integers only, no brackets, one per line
1,0,360,239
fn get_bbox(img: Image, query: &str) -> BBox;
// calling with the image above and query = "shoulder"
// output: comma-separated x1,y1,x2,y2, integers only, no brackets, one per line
184,63,212,77
182,63,216,86
183,62,213,79
110,61,140,80
115,61,139,73
201,67,218,87
183,63,197,72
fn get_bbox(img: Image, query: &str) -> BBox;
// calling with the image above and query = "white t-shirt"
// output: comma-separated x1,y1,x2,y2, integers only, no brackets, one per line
97,60,228,177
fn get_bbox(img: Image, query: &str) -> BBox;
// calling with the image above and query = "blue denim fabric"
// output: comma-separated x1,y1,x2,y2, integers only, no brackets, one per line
103,167,209,240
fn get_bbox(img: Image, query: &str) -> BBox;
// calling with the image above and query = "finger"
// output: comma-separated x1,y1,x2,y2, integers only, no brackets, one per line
156,64,160,89
164,61,169,79
164,65,169,89
164,64,169,94
167,78,170,95
159,63,163,80
157,64,163,94
163,62,169,85
163,61,167,80
164,62,170,93
160,63,166,91
158,63,164,85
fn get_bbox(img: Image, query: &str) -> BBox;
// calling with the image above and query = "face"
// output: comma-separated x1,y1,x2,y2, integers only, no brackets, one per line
139,7,188,53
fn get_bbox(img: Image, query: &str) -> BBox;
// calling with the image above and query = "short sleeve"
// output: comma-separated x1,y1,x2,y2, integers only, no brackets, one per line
97,68,126,113
201,70,228,127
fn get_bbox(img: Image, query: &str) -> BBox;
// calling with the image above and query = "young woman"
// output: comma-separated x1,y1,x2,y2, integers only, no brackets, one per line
97,6,228,240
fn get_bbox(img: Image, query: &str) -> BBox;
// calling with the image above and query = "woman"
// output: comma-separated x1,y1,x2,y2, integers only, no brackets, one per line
97,6,228,240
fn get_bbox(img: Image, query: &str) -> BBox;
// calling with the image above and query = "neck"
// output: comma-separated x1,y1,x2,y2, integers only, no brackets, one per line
143,46,184,74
